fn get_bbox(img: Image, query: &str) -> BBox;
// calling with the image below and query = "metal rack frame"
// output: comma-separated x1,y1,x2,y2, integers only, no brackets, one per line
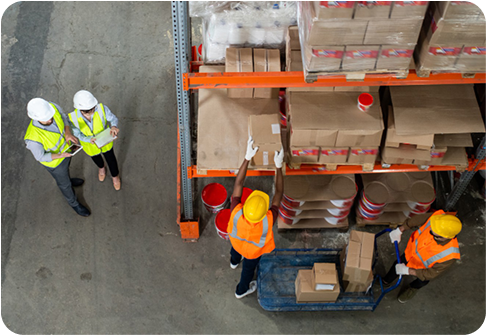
172,1,486,238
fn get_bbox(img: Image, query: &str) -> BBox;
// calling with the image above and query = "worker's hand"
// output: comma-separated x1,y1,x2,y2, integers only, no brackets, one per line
245,136,258,161
395,263,410,275
90,138,96,144
389,228,402,244
110,126,119,137
274,146,284,169
65,133,79,145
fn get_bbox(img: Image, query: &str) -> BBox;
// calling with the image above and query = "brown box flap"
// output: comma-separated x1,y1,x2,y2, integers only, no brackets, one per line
386,106,434,148
434,134,474,148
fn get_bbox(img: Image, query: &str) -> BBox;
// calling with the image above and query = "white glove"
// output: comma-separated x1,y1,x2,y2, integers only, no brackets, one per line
245,136,259,161
389,228,402,244
274,147,285,169
395,263,410,275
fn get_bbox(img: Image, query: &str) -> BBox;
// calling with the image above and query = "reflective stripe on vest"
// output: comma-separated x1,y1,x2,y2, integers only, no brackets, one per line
24,104,67,168
69,104,112,156
230,209,269,248
413,222,461,268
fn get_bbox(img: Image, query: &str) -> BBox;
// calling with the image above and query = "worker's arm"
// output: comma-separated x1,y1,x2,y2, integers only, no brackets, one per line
271,148,285,208
399,213,433,232
57,104,78,144
232,159,249,199
409,259,456,281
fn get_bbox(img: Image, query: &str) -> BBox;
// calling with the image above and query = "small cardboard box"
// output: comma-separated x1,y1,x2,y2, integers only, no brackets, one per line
342,45,380,71
318,148,349,164
307,20,368,45
304,45,344,72
290,147,320,164
287,50,303,71
376,45,415,70
341,230,375,284
253,49,281,99
364,19,423,45
390,1,428,19
249,114,282,167
381,144,431,164
456,47,486,72
311,263,338,291
347,147,379,164
354,1,392,19
385,106,434,150
313,1,355,20
226,48,254,98
287,26,301,51
343,271,374,293
434,133,473,148
295,269,340,303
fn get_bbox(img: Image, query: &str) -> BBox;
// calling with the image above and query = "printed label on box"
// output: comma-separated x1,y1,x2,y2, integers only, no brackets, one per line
292,149,319,156
312,49,344,58
263,152,269,166
357,1,392,6
451,1,474,5
321,149,349,156
431,16,438,33
271,123,281,134
346,50,379,59
394,1,428,6
320,1,355,8
431,151,446,158
428,47,462,56
463,47,486,55
381,48,414,58
351,149,378,155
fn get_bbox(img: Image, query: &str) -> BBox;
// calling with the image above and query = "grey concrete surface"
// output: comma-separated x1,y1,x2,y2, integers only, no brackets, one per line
1,2,485,334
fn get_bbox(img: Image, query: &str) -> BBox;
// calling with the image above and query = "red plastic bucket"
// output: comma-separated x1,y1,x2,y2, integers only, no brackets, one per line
326,206,351,217
201,183,227,213
358,198,384,220
358,93,374,112
214,209,231,240
278,208,300,225
280,201,302,217
282,194,305,208
324,212,348,225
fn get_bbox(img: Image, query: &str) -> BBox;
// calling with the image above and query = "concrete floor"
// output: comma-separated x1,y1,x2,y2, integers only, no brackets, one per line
1,2,485,334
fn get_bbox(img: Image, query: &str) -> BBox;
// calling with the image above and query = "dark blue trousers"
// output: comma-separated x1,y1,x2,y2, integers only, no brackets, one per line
383,253,430,289
231,247,261,295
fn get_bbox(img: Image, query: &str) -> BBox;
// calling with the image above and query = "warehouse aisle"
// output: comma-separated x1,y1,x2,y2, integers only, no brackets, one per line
1,2,484,334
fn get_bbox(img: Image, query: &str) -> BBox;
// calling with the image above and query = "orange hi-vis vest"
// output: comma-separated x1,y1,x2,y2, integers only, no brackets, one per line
227,203,275,259
405,210,460,270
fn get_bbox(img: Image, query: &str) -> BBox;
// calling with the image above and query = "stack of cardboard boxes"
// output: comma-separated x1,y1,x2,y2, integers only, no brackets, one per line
381,85,485,167
295,263,341,303
278,174,357,229
298,1,427,74
357,172,436,226
286,88,383,168
340,230,375,292
415,1,486,74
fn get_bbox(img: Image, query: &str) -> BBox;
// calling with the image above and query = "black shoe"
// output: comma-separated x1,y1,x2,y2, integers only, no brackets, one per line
71,178,84,187
72,203,90,217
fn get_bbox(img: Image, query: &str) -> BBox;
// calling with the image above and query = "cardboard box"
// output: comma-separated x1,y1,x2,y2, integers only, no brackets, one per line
306,20,368,45
390,1,429,19
287,26,301,51
249,114,282,167
343,271,374,293
456,46,486,72
253,49,281,99
441,146,468,167
341,230,375,284
288,91,384,147
385,106,434,150
376,44,415,70
284,174,357,201
347,147,379,164
312,263,338,291
313,1,355,20
226,48,254,98
389,85,486,135
364,19,423,45
434,133,473,147
434,1,485,21
414,146,448,165
304,45,344,72
354,1,392,19
342,45,380,71
290,146,320,164
295,269,340,303
415,37,462,71
287,50,303,71
381,144,431,164
318,148,349,164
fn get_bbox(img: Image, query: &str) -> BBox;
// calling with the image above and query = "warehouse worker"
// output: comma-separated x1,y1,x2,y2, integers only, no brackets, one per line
385,210,461,303
227,137,284,299
24,98,90,217
69,90,121,190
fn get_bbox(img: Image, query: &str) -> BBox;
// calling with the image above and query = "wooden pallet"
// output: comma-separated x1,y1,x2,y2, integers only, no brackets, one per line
304,68,409,83
415,67,481,79
355,210,406,229
277,217,349,233
288,160,375,172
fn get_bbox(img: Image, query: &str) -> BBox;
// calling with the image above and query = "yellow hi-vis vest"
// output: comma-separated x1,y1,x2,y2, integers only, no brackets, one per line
24,104,68,168
68,103,113,157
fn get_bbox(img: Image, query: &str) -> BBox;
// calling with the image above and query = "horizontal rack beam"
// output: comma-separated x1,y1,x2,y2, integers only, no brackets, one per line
184,70,486,90
188,159,485,178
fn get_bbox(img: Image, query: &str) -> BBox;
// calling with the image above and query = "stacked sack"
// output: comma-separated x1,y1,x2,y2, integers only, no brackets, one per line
357,172,436,225
415,1,486,74
297,1,427,75
278,174,357,228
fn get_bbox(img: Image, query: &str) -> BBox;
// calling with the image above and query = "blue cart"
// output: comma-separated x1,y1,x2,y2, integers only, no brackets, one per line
257,229,402,311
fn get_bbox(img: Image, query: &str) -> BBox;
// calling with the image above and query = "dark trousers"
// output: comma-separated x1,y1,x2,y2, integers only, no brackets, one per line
45,157,79,207
231,247,261,295
91,148,119,177
383,253,430,289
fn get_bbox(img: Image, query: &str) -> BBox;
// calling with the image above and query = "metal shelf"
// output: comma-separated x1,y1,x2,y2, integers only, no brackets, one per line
184,70,486,90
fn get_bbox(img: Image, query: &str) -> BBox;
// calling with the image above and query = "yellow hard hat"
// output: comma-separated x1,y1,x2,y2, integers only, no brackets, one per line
243,190,269,224
430,214,462,239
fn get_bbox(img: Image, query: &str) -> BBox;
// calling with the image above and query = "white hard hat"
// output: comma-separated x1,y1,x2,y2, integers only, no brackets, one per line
73,90,98,110
27,98,55,122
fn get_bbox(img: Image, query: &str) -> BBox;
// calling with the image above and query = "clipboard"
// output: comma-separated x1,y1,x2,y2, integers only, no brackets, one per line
94,128,117,148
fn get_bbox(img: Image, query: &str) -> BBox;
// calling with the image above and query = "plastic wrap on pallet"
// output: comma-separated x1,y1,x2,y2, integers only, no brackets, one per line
196,2,297,64
434,1,485,21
